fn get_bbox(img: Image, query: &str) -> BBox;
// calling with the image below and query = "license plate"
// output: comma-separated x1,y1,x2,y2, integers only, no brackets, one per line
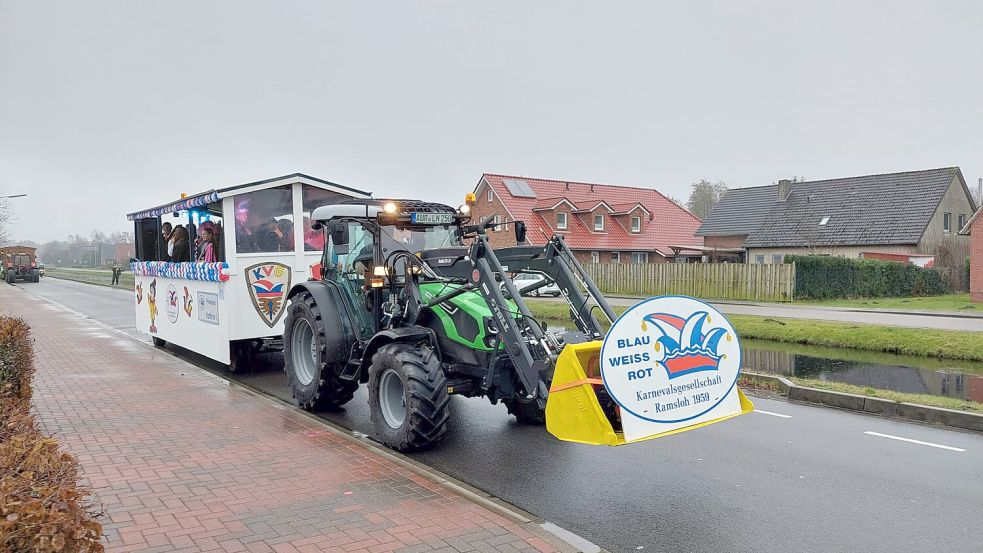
411,212,454,224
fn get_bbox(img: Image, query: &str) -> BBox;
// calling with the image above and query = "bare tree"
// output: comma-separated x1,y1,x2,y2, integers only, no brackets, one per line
109,230,133,244
686,179,729,220
774,176,808,184
668,195,686,209
0,199,11,244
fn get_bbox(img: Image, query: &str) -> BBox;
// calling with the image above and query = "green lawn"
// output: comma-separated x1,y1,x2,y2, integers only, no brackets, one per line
787,377,983,413
794,293,977,312
524,299,983,362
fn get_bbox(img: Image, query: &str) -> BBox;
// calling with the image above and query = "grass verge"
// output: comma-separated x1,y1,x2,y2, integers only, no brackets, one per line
737,374,780,393
524,299,983,362
795,293,977,312
788,377,983,413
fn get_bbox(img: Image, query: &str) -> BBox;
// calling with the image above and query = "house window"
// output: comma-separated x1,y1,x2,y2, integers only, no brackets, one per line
492,214,501,231
590,251,599,264
631,252,648,264
557,212,568,230
611,252,620,264
755,255,765,264
943,212,951,232
631,216,641,233
487,188,493,202
772,254,783,264
594,214,604,231
958,214,967,231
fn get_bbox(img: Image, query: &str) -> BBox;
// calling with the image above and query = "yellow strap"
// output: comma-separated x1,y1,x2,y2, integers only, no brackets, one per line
550,378,604,393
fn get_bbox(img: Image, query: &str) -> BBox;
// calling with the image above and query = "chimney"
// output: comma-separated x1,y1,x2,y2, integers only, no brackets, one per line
778,179,792,201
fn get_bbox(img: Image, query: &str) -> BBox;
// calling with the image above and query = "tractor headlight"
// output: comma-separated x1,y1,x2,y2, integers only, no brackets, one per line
383,201,398,214
458,204,471,214
373,265,389,277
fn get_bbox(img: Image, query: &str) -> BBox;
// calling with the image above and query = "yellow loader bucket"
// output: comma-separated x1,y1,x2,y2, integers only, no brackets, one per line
545,341,754,446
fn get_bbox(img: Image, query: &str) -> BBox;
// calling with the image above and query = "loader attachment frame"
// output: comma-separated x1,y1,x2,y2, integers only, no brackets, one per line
425,218,619,409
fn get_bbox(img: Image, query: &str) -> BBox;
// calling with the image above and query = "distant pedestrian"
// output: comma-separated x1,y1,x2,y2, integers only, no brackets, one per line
111,263,122,286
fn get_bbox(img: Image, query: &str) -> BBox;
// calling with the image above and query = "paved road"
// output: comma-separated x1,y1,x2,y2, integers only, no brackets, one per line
592,296,983,332
14,279,983,553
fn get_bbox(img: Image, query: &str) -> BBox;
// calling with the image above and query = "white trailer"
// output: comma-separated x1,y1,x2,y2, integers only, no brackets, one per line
127,173,371,368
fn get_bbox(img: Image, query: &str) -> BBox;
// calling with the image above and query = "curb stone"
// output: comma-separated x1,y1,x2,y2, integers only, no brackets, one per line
742,371,983,432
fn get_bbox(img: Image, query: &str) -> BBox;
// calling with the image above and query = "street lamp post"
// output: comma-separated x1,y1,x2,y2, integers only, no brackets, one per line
0,194,26,199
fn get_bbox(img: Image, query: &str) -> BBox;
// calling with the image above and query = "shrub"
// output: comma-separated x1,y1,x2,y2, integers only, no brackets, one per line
0,316,104,553
0,316,33,400
786,255,951,299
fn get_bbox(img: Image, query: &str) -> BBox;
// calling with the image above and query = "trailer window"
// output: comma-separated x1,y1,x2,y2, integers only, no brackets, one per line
302,185,347,252
234,186,295,253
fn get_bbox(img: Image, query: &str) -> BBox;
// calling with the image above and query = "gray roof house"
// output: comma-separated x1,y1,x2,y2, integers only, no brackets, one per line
696,167,978,286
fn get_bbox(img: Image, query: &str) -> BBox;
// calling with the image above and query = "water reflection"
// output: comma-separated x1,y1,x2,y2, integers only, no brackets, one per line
742,339,983,402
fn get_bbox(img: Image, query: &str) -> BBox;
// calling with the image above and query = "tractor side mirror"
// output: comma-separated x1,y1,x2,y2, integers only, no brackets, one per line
514,220,527,244
328,221,350,248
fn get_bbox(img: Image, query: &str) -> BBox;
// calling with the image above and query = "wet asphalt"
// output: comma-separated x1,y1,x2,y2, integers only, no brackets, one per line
15,278,983,553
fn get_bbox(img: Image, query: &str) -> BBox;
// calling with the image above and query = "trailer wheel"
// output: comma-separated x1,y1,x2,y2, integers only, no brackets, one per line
368,343,449,451
504,394,546,425
228,341,255,373
284,292,358,410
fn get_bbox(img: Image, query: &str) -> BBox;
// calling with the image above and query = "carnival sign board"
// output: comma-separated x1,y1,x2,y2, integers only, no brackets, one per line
600,295,745,442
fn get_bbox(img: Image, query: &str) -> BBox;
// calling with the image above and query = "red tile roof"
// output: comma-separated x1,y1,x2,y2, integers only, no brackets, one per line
477,174,703,256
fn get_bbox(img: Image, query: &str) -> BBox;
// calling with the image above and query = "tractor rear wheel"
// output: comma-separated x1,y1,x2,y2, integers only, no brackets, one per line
284,292,358,411
368,343,449,451
504,394,546,425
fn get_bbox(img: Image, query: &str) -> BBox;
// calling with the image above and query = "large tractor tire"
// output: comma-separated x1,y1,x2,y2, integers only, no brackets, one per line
284,291,358,411
368,343,449,451
504,395,547,425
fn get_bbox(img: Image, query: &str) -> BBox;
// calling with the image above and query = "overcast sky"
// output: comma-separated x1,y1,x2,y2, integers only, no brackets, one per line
1,0,981,243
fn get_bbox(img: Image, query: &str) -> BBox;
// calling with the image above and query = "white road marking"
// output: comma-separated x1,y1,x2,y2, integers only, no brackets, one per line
753,409,792,418
863,431,965,452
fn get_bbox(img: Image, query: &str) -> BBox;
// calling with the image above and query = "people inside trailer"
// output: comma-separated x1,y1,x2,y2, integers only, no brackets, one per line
171,225,191,262
198,222,219,263
161,222,174,261
303,216,324,251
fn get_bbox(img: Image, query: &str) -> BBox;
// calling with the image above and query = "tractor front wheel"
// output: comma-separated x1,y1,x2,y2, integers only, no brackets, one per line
504,394,546,425
368,343,449,451
284,292,358,411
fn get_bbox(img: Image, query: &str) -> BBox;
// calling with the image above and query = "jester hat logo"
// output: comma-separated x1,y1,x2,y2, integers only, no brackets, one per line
245,262,292,328
643,312,729,379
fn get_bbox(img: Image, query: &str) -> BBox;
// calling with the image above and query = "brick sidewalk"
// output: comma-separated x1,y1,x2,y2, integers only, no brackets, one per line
1,287,571,553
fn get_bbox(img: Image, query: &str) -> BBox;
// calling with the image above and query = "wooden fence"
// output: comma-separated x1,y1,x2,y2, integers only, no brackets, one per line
583,262,796,302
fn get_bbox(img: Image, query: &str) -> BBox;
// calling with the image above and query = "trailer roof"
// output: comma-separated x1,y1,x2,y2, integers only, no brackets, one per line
127,173,372,220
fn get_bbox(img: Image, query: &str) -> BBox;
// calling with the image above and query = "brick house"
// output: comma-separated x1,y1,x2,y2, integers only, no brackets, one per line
470,174,703,264
696,167,978,287
960,206,983,302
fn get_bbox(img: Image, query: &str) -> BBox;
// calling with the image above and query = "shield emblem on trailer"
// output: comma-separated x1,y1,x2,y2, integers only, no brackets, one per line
245,262,292,328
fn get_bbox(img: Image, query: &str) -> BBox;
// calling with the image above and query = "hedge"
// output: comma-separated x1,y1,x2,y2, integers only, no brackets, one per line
786,255,951,299
0,316,104,553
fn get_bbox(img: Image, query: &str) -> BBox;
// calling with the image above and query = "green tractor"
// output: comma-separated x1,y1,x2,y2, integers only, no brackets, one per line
282,198,617,451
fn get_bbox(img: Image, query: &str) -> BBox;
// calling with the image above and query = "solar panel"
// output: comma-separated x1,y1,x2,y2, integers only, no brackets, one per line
502,178,536,198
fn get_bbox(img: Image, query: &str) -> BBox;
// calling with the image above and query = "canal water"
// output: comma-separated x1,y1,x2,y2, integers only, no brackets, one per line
742,339,983,402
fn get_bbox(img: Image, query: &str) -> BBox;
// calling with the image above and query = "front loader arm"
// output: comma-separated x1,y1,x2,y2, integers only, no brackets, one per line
491,235,617,338
467,234,552,405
